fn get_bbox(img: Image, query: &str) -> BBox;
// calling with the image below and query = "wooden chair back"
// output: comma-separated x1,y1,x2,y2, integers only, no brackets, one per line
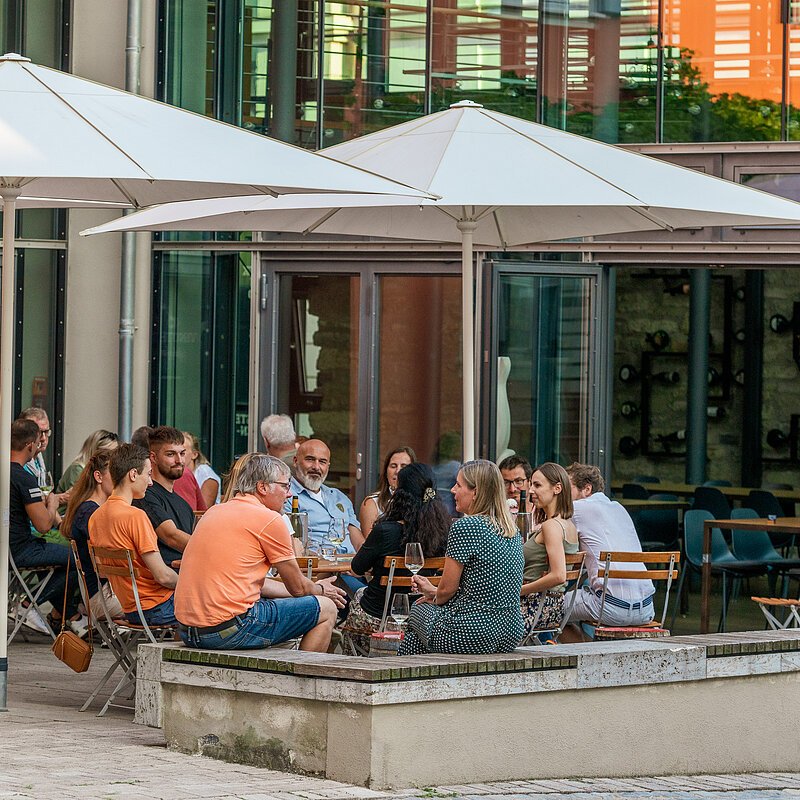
379,556,445,587
296,556,319,579
595,550,680,636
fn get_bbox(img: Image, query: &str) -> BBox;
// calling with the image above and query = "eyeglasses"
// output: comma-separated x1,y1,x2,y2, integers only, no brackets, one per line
272,480,292,491
38,429,51,437
503,478,528,489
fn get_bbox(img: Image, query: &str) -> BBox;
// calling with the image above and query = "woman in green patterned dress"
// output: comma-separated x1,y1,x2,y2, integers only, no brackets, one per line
398,460,524,655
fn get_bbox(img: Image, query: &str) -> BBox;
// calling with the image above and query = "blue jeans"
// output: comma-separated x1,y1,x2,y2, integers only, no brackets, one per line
179,596,320,650
125,593,176,626
12,537,79,617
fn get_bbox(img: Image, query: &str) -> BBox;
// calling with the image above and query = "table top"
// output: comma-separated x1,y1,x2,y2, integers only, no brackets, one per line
705,517,800,534
619,498,690,511
612,481,800,502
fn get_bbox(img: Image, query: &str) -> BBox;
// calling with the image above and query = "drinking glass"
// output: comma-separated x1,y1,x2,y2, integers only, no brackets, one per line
41,471,54,498
327,519,347,559
404,542,424,577
390,593,410,626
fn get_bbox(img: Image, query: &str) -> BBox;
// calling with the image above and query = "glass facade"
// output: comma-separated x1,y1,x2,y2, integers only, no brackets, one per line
1,1,67,476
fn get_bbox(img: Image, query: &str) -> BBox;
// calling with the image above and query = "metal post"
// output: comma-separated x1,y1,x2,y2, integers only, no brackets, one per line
685,268,710,484
0,188,21,711
271,0,298,143
118,0,142,441
458,219,477,462
741,271,764,486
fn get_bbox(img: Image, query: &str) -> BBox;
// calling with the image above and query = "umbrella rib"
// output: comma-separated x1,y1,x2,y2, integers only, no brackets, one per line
492,210,508,248
629,206,675,231
478,109,649,206
22,63,157,189
302,207,342,235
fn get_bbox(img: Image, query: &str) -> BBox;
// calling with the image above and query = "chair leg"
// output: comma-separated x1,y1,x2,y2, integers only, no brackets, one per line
670,567,687,630
718,573,728,633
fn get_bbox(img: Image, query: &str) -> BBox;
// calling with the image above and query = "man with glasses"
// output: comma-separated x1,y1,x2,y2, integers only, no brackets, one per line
175,455,345,652
19,407,52,490
498,455,533,512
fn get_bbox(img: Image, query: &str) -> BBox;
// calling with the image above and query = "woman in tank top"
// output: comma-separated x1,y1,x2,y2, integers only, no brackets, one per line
358,446,416,537
520,462,579,638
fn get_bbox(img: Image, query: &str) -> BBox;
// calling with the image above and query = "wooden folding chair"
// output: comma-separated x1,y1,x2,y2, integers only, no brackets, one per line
88,545,176,716
750,596,800,630
520,551,586,646
592,550,680,640
340,556,445,657
7,552,56,644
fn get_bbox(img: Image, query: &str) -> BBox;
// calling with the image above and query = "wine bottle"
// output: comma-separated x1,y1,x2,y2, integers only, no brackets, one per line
707,367,720,386
652,370,680,385
620,401,639,418
767,429,788,449
656,429,686,444
518,489,527,513
645,329,671,351
291,495,299,514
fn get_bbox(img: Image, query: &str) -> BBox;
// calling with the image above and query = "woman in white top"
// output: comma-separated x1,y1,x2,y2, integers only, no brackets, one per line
358,446,415,537
183,432,222,506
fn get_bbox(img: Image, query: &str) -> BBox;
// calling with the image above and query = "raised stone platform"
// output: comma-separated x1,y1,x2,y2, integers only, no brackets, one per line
138,630,800,789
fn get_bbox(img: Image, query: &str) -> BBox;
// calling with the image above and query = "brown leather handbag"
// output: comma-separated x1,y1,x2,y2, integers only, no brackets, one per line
51,559,93,673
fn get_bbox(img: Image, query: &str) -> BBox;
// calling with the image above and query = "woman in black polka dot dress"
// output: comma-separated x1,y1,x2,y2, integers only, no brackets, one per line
398,460,524,655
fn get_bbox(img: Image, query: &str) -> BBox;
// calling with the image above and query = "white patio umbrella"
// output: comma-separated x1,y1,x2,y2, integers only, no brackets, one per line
0,51,432,707
83,100,800,462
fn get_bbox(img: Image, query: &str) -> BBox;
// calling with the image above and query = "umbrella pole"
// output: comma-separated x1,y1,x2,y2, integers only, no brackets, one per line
0,189,19,711
458,220,478,462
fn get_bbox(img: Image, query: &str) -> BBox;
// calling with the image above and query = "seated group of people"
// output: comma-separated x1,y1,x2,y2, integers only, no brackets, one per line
10,409,653,657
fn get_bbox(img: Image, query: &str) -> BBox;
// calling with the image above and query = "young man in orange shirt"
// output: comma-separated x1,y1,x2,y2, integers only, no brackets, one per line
88,444,178,625
175,454,345,652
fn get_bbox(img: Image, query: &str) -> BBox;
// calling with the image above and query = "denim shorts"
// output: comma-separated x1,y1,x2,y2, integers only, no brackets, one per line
125,593,176,626
179,596,321,650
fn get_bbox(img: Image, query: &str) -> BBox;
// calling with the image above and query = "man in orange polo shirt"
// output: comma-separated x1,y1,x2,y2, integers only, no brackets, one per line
175,454,345,652
88,443,178,625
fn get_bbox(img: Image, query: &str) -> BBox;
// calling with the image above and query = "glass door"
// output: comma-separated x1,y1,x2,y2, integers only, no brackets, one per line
273,273,363,499
490,261,609,472
261,260,462,507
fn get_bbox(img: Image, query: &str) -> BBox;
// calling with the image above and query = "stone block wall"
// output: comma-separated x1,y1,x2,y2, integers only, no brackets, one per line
612,268,800,485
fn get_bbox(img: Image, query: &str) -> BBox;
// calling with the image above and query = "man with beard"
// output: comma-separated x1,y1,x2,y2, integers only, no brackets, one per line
133,426,195,566
286,439,363,552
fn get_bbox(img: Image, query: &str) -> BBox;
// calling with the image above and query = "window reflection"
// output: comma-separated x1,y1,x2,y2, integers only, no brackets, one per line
663,0,783,142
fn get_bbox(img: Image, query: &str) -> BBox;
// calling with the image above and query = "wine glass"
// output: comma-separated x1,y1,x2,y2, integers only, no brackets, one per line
404,542,424,593
327,519,347,560
41,470,54,498
390,593,410,627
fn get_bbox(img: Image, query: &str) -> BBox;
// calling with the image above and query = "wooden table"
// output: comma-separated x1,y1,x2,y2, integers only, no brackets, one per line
619,498,690,511
612,481,800,503
700,516,800,633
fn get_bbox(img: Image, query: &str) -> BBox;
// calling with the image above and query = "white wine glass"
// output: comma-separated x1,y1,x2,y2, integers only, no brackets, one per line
327,519,347,559
41,470,54,498
390,593,410,627
404,542,424,593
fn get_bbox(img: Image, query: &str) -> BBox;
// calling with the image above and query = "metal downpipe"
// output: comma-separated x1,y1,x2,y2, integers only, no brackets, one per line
118,0,142,441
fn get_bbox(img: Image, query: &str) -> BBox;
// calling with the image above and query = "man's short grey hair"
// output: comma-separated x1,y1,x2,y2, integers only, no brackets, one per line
235,454,290,496
260,414,296,448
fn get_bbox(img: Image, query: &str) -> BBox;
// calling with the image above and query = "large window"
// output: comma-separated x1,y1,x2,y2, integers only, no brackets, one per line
153,250,251,471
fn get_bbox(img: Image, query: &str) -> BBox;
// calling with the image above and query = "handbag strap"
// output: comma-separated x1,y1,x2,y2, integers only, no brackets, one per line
59,546,94,649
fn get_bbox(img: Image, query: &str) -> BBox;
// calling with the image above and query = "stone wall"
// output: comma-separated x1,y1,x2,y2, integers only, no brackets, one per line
612,267,800,486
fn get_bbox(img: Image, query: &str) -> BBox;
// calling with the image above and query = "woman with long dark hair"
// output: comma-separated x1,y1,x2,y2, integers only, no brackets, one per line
358,446,416,537
399,459,524,656
61,450,123,621
344,462,449,652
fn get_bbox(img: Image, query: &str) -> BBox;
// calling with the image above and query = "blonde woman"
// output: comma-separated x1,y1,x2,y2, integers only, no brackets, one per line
520,462,579,638
56,429,119,494
183,432,221,506
400,459,524,655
